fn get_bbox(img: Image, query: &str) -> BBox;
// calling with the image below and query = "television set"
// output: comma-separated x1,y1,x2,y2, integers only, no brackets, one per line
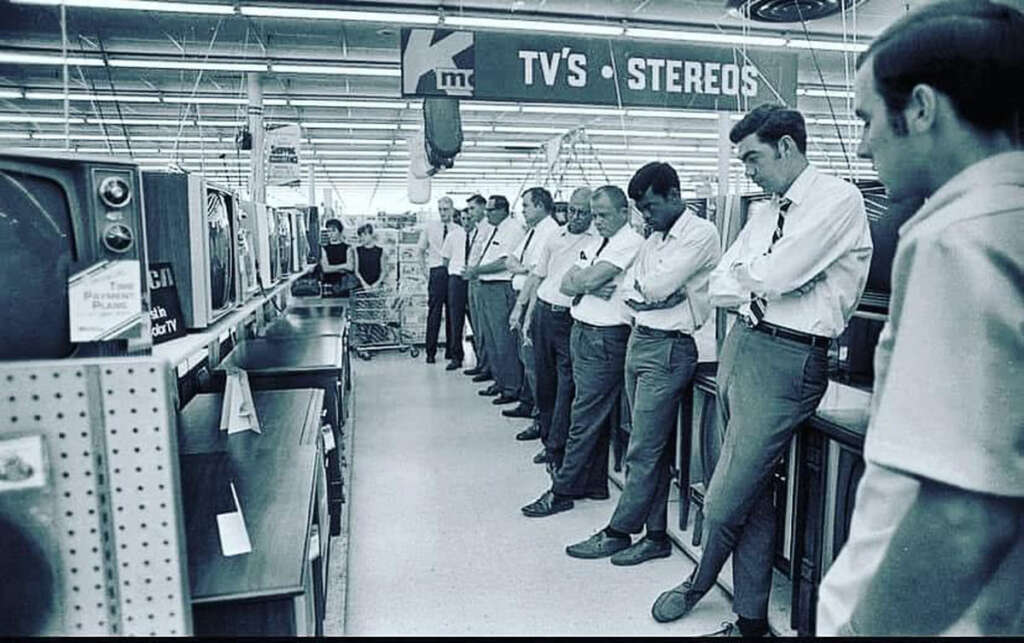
235,200,263,302
0,150,152,360
274,207,294,279
142,172,238,329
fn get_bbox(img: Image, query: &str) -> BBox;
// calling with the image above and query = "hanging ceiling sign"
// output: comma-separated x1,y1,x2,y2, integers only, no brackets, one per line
401,28,798,109
266,123,302,187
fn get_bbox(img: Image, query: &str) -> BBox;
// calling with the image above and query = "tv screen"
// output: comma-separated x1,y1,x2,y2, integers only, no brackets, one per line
0,170,76,359
855,180,921,308
205,186,235,314
276,209,293,276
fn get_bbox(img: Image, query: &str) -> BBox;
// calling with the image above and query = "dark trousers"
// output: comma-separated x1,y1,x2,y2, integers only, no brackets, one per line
446,276,468,362
512,324,535,409
467,281,489,373
552,322,630,498
476,281,523,397
532,301,574,462
426,265,450,359
609,329,698,535
688,323,829,620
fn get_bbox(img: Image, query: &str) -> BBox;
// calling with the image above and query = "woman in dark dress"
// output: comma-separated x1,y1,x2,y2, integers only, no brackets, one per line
355,223,389,290
320,218,356,296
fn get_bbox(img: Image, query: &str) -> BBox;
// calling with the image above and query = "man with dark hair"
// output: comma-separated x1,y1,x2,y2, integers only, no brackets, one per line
521,185,643,517
463,194,493,379
464,195,526,406
650,103,873,636
417,196,456,364
503,187,561,424
440,206,473,370
565,163,720,565
817,0,1024,636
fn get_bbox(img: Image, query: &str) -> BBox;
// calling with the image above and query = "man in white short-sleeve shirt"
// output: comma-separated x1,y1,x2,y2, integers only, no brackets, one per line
816,1,1024,636
522,185,643,518
440,209,472,370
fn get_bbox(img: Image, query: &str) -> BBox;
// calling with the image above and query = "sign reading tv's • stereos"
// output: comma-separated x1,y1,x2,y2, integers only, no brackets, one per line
401,28,798,109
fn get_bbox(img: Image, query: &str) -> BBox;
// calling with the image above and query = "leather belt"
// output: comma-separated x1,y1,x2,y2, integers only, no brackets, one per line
575,320,630,332
753,320,830,348
538,299,570,314
634,325,691,339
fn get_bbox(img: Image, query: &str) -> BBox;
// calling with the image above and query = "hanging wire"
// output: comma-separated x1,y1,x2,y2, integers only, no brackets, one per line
74,39,114,154
95,36,134,159
171,16,226,157
61,4,69,149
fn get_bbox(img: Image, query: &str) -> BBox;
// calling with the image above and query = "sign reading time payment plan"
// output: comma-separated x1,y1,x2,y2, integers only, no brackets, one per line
401,28,798,109
68,260,143,342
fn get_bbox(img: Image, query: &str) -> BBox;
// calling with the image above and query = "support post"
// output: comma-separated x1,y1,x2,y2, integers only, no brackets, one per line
247,72,265,203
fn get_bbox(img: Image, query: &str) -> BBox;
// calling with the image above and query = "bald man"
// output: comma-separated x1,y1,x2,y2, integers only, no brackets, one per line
418,196,456,364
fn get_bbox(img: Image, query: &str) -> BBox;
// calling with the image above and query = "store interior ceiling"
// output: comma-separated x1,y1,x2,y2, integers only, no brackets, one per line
0,0,921,213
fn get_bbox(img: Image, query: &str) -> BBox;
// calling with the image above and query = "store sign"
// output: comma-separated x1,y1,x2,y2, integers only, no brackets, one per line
401,28,798,109
147,262,187,345
68,260,142,342
266,123,302,187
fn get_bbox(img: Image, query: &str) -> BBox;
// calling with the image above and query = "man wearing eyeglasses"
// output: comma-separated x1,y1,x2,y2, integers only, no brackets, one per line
463,195,493,381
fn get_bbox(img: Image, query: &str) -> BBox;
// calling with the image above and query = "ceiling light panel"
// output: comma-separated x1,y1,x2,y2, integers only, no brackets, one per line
0,51,103,66
300,122,399,130
270,64,400,77
25,91,160,103
0,114,85,123
290,99,409,109
108,58,268,72
624,27,785,48
444,16,622,37
240,5,437,25
164,96,248,105
11,0,234,13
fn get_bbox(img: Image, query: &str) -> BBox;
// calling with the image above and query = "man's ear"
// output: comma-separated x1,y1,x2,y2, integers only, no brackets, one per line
905,84,938,134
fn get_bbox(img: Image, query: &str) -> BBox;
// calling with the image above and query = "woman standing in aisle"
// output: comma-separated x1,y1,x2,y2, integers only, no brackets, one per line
321,218,358,296
355,223,389,291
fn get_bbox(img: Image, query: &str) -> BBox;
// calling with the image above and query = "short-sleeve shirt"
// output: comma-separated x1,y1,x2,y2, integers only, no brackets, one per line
417,219,451,269
570,223,644,326
440,225,468,277
816,151,1024,636
511,216,560,291
477,215,526,282
535,225,600,308
467,220,491,268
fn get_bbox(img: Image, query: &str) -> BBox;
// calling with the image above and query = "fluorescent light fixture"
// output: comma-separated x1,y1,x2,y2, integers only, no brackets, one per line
808,117,862,127
240,5,436,24
626,109,719,120
310,149,409,156
32,133,106,140
108,58,267,72
311,138,396,145
264,98,288,106
587,128,668,137
494,125,566,134
164,96,248,105
132,135,221,142
290,99,408,109
25,90,160,103
11,0,235,13
0,132,31,138
87,118,188,126
470,140,541,148
667,132,719,139
194,120,245,127
787,39,868,53
0,114,84,124
0,51,103,66
625,27,785,48
798,88,855,99
445,15,622,37
300,122,399,130
461,103,518,113
521,105,625,116
0,88,24,99
271,63,400,77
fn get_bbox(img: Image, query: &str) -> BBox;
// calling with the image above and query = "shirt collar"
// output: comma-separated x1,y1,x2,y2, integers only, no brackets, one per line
901,151,1024,236
663,208,692,241
781,163,818,206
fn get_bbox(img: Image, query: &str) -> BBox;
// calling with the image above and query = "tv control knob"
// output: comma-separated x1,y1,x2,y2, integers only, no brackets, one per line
99,176,132,208
102,223,134,253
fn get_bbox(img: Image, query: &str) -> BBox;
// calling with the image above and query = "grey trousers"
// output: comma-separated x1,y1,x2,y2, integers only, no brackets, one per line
609,329,698,534
552,322,630,498
688,323,829,620
476,281,523,398
513,315,536,409
467,281,489,372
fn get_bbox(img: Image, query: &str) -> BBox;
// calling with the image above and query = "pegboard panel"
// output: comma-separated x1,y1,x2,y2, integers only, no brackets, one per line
99,362,191,636
0,358,191,636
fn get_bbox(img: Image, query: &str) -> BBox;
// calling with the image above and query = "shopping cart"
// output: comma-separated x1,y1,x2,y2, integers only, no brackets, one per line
347,286,420,360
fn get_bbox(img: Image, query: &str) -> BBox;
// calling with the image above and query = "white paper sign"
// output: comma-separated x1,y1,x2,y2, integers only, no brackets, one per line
266,123,302,186
216,481,253,557
0,435,46,493
68,260,142,341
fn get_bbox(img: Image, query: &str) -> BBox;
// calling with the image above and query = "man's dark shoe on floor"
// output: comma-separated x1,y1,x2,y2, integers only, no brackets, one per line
651,580,703,623
425,355,436,364
566,530,631,559
478,384,500,397
521,490,574,517
610,536,672,566
471,372,494,382
445,360,462,371
502,403,533,418
464,366,483,376
584,489,609,500
516,425,542,441
492,393,518,405
705,619,772,637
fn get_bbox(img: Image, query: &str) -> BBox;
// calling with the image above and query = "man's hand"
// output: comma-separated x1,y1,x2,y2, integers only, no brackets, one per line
463,266,477,281
522,320,533,347
791,272,826,296
509,304,523,332
592,282,617,300
626,288,687,311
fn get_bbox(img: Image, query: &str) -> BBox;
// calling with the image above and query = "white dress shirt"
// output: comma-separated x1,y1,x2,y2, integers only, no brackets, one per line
535,224,600,308
416,218,453,269
511,216,561,291
476,215,526,282
570,224,644,327
621,211,722,333
466,219,491,269
709,164,873,337
440,225,469,277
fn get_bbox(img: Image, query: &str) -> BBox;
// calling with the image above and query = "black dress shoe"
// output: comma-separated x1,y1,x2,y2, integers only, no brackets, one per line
445,360,463,371
464,366,483,376
610,536,672,566
532,448,551,462
471,372,494,383
478,385,500,397
584,489,610,500
492,394,518,405
517,425,542,441
566,531,631,559
502,403,533,418
425,355,436,364
521,490,574,518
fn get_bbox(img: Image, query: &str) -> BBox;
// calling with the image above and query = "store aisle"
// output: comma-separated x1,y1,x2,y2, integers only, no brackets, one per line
335,351,736,636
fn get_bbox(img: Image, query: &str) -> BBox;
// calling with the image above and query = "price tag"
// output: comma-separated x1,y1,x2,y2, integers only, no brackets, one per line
320,424,336,453
216,481,253,557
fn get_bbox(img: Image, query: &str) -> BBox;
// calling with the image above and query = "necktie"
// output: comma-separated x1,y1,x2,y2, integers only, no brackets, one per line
477,226,500,266
519,228,536,262
442,222,449,240
749,198,793,324
464,229,472,266
572,236,611,306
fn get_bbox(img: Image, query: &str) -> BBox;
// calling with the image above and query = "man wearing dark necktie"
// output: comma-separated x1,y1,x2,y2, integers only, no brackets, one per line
521,185,644,518
651,104,872,638
440,208,474,370
418,196,455,364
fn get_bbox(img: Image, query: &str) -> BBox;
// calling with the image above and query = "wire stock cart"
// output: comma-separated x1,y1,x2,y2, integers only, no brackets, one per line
347,286,420,360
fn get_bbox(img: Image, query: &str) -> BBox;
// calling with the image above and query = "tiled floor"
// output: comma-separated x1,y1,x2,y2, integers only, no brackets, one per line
330,349,736,636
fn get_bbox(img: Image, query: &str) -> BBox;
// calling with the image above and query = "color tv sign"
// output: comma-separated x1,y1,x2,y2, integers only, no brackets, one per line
400,28,798,109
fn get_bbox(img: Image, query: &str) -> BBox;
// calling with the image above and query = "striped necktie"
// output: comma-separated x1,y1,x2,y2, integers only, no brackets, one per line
749,198,792,324
464,228,473,265
572,236,611,306
519,228,536,262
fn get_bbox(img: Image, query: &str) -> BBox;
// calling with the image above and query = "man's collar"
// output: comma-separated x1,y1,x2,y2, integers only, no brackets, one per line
662,208,691,240
781,163,817,206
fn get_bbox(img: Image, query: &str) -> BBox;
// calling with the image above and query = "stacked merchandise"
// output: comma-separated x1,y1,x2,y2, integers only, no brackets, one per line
397,224,428,344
